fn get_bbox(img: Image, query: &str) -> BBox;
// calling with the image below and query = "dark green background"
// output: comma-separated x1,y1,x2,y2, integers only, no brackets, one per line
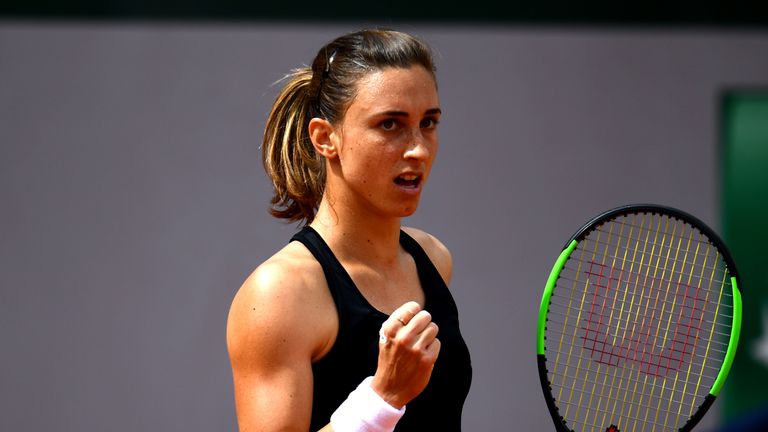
721,91,768,422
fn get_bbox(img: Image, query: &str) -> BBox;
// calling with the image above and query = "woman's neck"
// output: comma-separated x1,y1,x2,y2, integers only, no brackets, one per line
310,198,403,267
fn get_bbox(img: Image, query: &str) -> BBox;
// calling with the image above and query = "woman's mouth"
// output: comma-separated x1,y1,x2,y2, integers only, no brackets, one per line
394,174,422,189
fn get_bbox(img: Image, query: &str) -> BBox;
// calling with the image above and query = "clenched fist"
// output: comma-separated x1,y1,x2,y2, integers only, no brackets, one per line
371,301,441,408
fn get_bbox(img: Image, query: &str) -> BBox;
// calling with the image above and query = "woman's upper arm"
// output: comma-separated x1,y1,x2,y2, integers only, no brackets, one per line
226,260,320,432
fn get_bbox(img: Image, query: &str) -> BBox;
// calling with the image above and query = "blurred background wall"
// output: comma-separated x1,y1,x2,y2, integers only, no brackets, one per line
2,4,768,431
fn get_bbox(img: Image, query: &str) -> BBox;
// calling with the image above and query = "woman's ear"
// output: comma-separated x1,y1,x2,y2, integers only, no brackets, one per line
308,117,338,159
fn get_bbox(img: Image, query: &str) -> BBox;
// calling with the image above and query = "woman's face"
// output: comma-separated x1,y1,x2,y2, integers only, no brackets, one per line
331,65,440,218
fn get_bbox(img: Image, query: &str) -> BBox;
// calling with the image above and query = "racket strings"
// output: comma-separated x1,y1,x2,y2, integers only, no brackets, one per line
547,296,733,338
568,243,735,288
553,398,690,432
553,376,699,432
548,291,733,322
588,219,714,248
545,213,734,432
551,321,727,364
561,274,726,369
549,271,733,357
546,327,726,380
547,357,723,389
551,379,697,420
573,223,733,292
546,328,727,376
557,221,620,426
578,243,724,368
549,289,734,321
546,318,731,355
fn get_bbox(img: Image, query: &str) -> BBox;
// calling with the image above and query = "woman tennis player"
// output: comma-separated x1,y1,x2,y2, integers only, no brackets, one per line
226,28,472,431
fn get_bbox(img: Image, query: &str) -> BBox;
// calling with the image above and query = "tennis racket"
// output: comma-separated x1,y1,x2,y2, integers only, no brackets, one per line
536,204,742,432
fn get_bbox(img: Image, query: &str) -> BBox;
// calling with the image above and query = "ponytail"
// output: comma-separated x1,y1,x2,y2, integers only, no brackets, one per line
262,68,325,223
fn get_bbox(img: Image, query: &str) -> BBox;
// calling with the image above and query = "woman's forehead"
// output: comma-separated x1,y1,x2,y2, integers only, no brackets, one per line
347,66,439,112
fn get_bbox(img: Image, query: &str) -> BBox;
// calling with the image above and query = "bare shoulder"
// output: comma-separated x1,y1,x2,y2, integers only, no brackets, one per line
402,226,453,286
226,241,334,364
232,242,322,316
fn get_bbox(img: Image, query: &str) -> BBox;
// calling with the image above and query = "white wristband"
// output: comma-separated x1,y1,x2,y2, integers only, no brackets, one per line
330,376,406,432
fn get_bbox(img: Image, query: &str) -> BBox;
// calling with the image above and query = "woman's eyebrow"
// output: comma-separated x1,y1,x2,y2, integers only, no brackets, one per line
377,108,442,117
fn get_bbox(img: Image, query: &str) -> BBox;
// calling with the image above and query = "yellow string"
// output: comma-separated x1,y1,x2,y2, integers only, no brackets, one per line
650,217,680,432
590,217,631,430
691,251,726,418
686,241,713,418
603,214,642,430
554,240,588,404
604,214,650,426
624,214,664,432
662,222,694,427
639,216,669,430
677,233,703,420
564,232,602,422
576,222,614,427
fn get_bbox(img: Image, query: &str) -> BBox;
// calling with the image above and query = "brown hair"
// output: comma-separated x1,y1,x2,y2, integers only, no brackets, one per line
262,28,437,223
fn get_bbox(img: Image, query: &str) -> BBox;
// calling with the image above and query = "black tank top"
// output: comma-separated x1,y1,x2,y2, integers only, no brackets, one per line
291,226,472,431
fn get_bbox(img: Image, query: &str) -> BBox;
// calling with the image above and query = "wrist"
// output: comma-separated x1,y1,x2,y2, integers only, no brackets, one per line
330,376,406,432
369,376,405,410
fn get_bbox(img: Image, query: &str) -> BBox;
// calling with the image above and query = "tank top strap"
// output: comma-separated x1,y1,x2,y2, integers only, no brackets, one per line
398,230,441,282
398,230,457,313
290,226,347,306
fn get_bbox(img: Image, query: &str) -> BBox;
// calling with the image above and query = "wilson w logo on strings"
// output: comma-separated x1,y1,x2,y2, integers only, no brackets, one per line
580,260,706,377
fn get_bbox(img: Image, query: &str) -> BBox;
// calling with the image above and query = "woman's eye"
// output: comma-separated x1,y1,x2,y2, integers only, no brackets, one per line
381,119,397,130
420,118,439,129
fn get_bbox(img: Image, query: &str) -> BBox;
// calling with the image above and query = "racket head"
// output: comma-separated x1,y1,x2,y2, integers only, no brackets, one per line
537,204,742,432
